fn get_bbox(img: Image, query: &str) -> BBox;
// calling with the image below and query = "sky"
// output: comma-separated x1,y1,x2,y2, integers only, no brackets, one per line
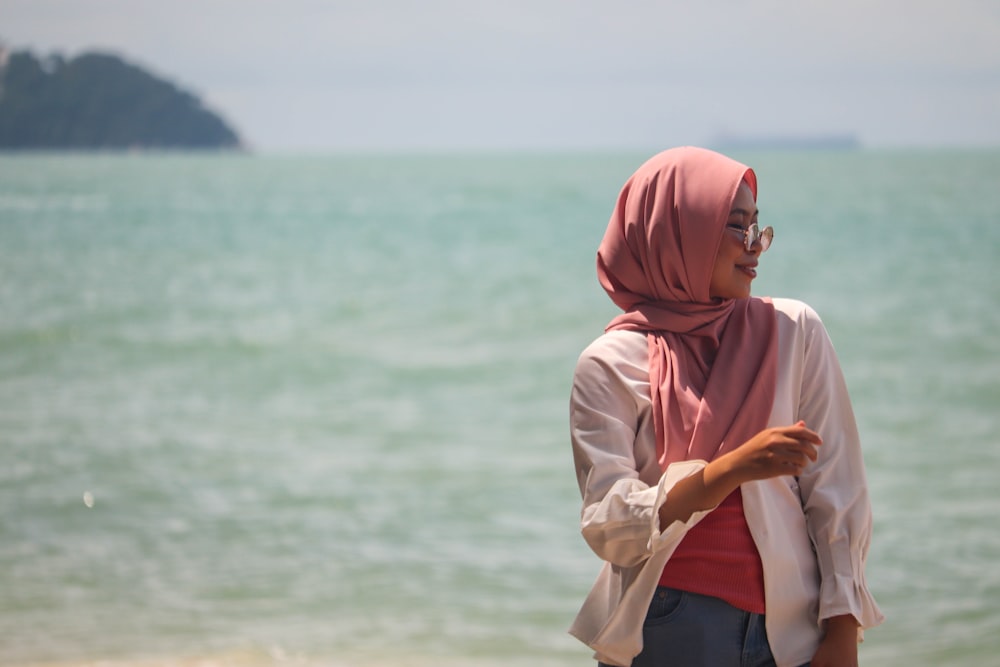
2,0,999,152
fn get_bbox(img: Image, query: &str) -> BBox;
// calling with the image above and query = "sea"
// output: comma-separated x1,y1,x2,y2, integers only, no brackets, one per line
1,149,998,667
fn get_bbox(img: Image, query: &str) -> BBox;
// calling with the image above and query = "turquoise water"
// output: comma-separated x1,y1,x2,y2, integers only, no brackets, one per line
1,150,998,666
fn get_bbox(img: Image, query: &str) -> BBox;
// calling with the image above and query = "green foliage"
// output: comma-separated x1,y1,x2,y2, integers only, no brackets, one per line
0,50,241,149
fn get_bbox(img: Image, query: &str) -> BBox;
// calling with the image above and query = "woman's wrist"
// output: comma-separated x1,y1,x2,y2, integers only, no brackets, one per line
824,614,860,636
702,452,746,496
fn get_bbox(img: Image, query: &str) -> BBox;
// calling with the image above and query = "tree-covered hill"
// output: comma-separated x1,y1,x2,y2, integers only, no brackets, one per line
0,49,242,149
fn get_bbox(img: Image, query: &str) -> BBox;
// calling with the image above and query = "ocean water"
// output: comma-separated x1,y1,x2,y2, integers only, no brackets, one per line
1,149,998,667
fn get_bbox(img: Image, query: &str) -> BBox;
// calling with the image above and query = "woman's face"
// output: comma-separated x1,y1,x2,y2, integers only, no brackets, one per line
709,181,761,300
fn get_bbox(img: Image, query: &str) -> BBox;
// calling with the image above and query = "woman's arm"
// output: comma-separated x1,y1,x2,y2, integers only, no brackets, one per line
570,338,659,567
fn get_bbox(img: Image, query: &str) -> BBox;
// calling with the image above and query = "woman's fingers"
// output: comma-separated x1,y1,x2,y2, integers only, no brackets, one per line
734,424,825,480
787,420,824,445
785,437,820,465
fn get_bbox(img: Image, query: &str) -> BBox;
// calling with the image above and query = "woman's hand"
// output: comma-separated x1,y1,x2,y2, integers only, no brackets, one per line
810,615,860,667
709,420,823,486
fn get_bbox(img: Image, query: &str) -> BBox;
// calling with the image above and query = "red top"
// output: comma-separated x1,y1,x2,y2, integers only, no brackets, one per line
658,488,766,615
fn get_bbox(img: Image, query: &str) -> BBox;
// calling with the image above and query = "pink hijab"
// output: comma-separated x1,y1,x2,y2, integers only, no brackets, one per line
597,147,778,468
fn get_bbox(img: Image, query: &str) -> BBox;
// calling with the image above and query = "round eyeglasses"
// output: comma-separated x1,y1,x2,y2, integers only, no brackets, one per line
726,223,774,252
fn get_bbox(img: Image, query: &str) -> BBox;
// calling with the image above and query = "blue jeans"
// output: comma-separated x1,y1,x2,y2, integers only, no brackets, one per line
599,587,810,667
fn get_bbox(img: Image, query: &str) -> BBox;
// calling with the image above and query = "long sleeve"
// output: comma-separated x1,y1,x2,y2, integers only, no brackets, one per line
570,331,713,568
793,304,885,630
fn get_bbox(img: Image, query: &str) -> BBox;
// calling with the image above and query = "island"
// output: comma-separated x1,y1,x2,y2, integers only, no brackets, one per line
0,48,242,150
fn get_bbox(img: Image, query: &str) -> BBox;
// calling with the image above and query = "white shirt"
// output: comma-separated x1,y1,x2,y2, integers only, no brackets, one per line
568,298,884,667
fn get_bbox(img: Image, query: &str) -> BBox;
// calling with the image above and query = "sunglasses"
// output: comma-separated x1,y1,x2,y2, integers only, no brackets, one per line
726,223,774,252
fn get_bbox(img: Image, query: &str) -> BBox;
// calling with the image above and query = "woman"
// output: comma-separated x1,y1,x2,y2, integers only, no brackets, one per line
568,147,883,667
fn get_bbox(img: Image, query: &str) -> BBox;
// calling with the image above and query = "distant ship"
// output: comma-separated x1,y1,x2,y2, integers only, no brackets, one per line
709,133,861,151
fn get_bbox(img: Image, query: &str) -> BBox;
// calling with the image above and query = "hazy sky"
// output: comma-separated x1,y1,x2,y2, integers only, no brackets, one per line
3,0,999,152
